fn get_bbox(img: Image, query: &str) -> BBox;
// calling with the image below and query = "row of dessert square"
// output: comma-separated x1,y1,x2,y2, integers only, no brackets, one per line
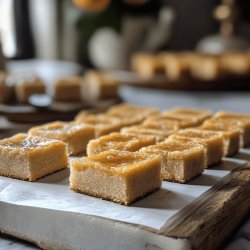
70,106,250,205
31,104,249,159
132,52,250,81
0,70,118,104
0,104,249,205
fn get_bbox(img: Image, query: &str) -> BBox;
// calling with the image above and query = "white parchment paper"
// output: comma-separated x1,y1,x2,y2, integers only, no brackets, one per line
0,151,249,231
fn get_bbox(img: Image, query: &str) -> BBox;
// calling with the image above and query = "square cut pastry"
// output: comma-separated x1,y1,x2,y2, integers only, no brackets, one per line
165,107,212,125
219,53,250,75
29,121,95,156
160,52,192,80
0,133,68,181
169,129,224,167
107,103,160,125
144,113,196,129
53,76,82,102
190,55,223,81
75,113,123,137
131,53,164,78
87,132,156,156
0,72,14,103
70,150,161,205
214,111,250,147
121,125,173,142
81,70,119,102
140,139,205,183
14,76,46,103
199,120,241,156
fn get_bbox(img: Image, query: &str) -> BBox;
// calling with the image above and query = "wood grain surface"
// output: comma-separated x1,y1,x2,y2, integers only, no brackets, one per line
162,163,250,250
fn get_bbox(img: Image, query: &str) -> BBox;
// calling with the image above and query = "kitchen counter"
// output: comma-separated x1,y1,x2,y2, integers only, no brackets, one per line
0,216,249,249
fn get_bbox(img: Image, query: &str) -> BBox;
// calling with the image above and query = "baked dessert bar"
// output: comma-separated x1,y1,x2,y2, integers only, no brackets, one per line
140,139,205,183
121,125,173,142
220,53,250,75
160,53,191,80
15,76,46,103
165,107,212,124
0,72,14,103
53,76,82,102
131,53,164,78
29,121,95,156
190,55,223,81
0,133,68,181
70,150,161,205
107,103,160,125
75,113,123,137
170,129,224,167
87,132,156,156
199,119,241,156
81,70,118,102
214,111,250,147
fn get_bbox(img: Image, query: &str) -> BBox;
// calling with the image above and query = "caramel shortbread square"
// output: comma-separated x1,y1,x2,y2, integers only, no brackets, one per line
15,76,46,103
53,76,82,102
140,139,205,183
0,134,68,181
214,111,250,147
81,70,119,102
87,132,156,156
75,113,123,137
220,53,250,75
131,53,164,78
190,55,223,80
169,129,224,167
199,120,241,156
29,121,95,156
70,150,161,205
160,53,192,80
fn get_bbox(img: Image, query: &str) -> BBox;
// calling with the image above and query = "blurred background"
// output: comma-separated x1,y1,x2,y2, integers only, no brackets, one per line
0,0,250,70
1,0,250,131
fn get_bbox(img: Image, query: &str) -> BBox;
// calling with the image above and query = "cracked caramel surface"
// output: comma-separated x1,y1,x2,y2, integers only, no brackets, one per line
87,132,155,155
140,139,202,155
215,111,250,123
171,128,222,140
72,150,159,175
144,114,194,128
0,133,62,151
29,121,93,137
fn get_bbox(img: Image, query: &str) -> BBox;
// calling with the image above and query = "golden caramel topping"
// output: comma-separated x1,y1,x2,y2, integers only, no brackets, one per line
121,125,173,141
30,121,92,134
201,118,241,132
141,139,200,154
172,129,223,140
87,132,155,155
72,150,158,174
215,111,250,122
0,133,61,151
